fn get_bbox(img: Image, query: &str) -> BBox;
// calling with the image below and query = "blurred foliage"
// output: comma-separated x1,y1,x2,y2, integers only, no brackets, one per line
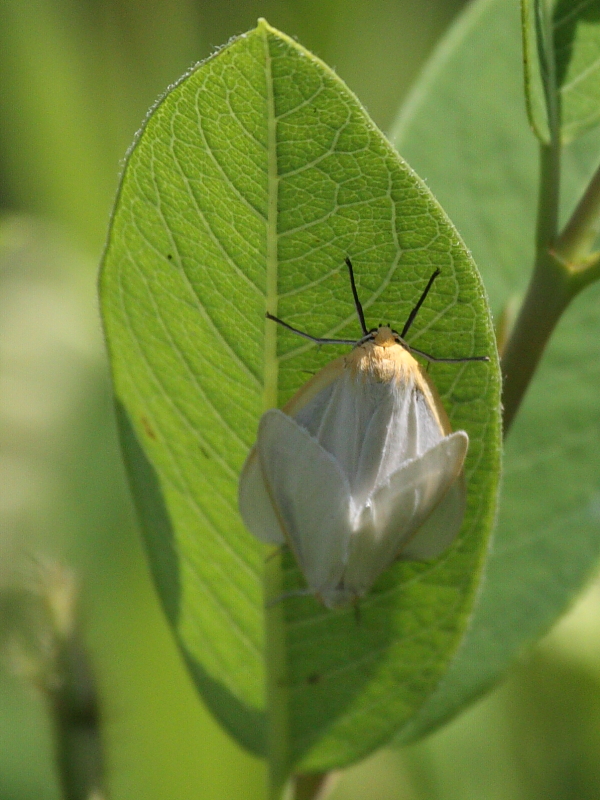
0,0,463,252
1,1,600,799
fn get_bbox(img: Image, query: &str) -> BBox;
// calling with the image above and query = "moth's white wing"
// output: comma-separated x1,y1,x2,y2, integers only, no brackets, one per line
295,370,446,507
369,431,468,538
400,475,466,560
256,409,352,594
238,447,285,544
239,357,346,547
344,431,468,595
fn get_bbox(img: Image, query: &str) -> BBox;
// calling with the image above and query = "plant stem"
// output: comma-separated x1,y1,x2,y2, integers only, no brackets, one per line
535,141,561,251
51,636,105,800
502,142,600,433
500,248,570,433
555,159,600,265
501,140,562,433
294,772,337,800
23,561,106,800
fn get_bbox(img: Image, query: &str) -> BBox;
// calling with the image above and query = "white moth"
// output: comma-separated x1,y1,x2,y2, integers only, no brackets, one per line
238,259,488,609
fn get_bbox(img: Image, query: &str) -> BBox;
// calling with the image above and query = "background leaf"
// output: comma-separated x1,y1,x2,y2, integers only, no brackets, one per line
391,0,600,740
522,0,553,142
100,20,501,771
523,0,600,143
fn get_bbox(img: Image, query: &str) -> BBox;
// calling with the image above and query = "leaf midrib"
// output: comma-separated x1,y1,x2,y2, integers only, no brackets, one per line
263,22,280,412
260,21,293,792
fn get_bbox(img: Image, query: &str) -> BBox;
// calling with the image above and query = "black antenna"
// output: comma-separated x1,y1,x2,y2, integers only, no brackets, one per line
398,269,489,363
406,344,489,364
266,260,489,364
264,256,368,346
400,269,441,338
345,257,368,335
265,312,356,346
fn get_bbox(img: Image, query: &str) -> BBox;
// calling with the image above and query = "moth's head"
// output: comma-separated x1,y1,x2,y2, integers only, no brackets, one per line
372,326,397,348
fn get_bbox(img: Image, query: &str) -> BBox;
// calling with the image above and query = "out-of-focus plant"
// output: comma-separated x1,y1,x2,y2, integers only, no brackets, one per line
2,560,105,800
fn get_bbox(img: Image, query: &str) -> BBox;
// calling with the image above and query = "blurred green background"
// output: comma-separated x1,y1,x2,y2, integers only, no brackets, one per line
2,1,600,798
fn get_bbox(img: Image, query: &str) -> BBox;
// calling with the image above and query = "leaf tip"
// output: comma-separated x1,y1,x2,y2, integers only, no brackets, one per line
256,17,272,33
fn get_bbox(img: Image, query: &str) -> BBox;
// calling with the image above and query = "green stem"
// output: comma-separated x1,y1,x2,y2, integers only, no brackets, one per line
51,636,105,800
502,4,600,432
569,250,600,290
294,772,337,800
555,160,600,265
535,140,560,251
501,141,562,433
502,144,600,433
500,249,570,433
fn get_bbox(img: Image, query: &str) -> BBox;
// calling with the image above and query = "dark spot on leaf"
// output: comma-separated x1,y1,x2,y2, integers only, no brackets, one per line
307,672,321,684
265,546,283,562
141,416,156,439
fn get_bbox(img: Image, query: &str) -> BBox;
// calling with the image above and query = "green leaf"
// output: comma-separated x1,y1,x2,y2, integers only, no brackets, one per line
100,19,501,773
523,0,600,143
391,0,600,741
522,0,556,142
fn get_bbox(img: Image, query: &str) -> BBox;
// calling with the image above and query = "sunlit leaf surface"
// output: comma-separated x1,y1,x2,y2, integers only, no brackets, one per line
100,20,501,770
